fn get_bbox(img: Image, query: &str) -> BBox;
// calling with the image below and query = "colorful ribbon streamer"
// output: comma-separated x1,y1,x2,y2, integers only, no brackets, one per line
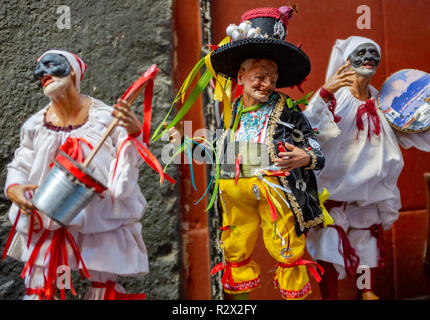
276,258,325,283
163,135,219,211
151,36,231,143
211,257,251,289
318,188,334,228
56,153,107,194
111,65,175,185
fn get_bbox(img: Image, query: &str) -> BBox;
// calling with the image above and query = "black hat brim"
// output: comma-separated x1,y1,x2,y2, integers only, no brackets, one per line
210,38,311,88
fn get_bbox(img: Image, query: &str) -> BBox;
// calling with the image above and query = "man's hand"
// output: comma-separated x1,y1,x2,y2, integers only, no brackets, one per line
112,99,141,136
322,62,356,100
6,184,38,214
274,142,311,172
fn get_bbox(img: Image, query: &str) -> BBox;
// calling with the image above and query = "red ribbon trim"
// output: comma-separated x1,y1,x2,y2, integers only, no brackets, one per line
21,228,90,300
276,258,325,283
207,44,219,51
355,99,381,141
26,192,43,248
295,76,308,93
142,79,154,145
328,224,360,276
233,83,243,100
211,257,251,288
320,88,341,123
111,65,175,185
59,137,93,164
234,154,241,186
1,210,21,261
369,224,386,268
261,183,278,222
20,229,50,280
26,288,49,300
28,211,43,247
357,223,386,268
91,281,147,300
264,170,290,177
219,225,235,231
2,192,44,261
120,66,158,145
112,136,176,185
322,202,361,276
56,154,107,194
324,199,347,213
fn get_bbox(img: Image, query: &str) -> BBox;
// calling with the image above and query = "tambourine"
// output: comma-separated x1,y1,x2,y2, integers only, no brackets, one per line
377,69,430,133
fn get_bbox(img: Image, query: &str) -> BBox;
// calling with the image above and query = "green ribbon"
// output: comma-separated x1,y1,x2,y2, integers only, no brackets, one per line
229,98,263,141
285,91,314,111
151,57,211,142
163,135,220,212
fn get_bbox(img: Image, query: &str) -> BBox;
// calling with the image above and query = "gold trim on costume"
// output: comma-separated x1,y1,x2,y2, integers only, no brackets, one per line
304,149,317,170
267,92,323,232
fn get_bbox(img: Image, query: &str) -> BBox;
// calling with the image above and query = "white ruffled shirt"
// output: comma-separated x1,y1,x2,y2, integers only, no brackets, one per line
304,86,430,228
5,97,149,276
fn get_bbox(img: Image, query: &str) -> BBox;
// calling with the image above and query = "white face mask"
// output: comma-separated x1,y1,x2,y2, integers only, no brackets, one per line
349,43,380,79
42,74,73,97
351,65,377,78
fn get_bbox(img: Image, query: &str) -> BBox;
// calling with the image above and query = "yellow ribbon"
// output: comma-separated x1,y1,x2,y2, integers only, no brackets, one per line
213,76,226,102
318,188,334,228
225,78,232,100
204,36,232,128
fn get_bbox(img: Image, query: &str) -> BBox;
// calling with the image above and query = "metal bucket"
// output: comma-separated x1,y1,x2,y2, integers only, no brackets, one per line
32,152,107,226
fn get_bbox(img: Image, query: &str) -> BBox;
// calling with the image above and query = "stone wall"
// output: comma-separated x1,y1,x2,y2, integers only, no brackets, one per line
0,0,180,299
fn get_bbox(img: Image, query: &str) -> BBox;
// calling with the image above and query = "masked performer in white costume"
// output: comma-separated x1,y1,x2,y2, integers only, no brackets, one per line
3,50,149,300
304,36,430,300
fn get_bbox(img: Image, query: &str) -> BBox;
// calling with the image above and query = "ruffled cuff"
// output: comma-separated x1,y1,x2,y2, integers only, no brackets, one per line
304,94,341,144
313,93,340,123
214,258,261,295
319,88,341,123
128,128,142,139
118,130,145,168
304,149,318,170
274,264,311,300
395,130,430,152
304,149,325,171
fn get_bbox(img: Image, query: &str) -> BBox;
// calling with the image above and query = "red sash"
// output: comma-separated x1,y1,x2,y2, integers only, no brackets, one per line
211,257,251,288
20,227,90,300
276,258,325,283
91,281,147,300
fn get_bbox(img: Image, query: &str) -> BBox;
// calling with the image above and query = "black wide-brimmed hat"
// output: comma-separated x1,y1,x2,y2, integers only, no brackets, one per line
210,6,311,88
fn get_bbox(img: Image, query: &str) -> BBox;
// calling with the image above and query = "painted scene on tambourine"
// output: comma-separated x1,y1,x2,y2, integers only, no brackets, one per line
379,69,430,132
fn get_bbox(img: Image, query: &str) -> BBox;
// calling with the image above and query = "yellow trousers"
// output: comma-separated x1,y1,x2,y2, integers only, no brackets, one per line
218,176,311,300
